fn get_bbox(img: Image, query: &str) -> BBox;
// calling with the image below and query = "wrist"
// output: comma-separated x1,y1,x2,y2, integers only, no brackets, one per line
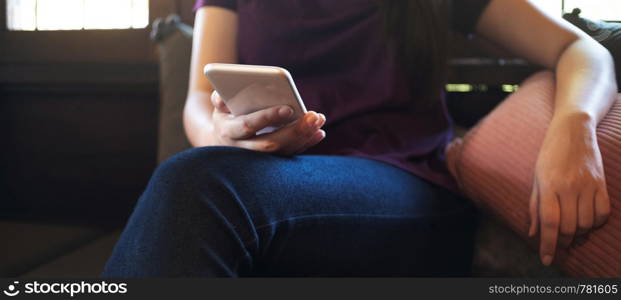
198,125,217,147
186,119,216,147
550,110,597,134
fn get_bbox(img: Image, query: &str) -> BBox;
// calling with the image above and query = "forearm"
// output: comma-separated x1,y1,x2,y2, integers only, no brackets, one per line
184,7,238,148
183,90,216,147
553,38,617,127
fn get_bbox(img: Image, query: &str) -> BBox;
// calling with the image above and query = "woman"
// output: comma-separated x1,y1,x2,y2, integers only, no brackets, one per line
103,0,616,277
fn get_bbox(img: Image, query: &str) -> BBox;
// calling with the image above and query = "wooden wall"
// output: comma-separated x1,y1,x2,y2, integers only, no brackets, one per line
0,0,197,224
0,78,159,222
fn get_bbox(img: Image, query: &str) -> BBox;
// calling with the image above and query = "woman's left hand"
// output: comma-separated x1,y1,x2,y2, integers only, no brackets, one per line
528,112,611,266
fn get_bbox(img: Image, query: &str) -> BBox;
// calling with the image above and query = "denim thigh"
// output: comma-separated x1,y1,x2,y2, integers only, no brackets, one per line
102,146,476,277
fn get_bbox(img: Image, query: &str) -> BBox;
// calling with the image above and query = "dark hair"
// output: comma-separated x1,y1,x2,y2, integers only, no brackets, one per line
380,0,450,108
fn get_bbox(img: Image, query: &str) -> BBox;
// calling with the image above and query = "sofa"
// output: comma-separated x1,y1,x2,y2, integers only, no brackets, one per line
150,15,563,277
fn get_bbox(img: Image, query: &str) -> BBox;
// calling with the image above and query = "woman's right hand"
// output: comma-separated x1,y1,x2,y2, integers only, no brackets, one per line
208,91,327,155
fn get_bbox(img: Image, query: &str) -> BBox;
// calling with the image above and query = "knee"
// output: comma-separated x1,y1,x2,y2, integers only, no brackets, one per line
104,147,262,277
142,146,257,207
152,146,251,185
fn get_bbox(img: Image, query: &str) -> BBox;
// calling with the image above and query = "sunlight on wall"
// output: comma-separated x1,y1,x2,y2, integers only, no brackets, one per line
6,0,149,31
7,0,618,31
565,0,621,21
502,85,519,93
530,0,621,21
529,0,563,17
445,84,516,93
37,0,83,30
446,84,474,93
6,0,36,30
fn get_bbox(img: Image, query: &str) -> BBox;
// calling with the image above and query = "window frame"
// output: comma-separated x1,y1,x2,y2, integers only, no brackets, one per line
541,0,621,22
5,0,150,32
0,0,179,64
0,0,184,85
565,0,621,22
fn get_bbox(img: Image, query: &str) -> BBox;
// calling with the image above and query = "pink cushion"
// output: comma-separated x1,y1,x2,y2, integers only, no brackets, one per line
447,71,621,277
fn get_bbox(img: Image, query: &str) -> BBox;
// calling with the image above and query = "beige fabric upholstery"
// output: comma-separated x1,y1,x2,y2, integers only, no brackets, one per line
449,71,621,277
155,31,193,163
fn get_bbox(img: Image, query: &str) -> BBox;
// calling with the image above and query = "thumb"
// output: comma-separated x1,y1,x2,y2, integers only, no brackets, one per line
211,91,231,114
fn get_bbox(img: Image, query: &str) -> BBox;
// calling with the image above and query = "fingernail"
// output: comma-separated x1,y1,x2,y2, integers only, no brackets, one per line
279,107,293,118
307,113,318,125
314,117,323,127
542,255,553,266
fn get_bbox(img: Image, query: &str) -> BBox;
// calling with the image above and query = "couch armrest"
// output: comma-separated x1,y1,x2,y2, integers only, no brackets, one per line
151,15,194,163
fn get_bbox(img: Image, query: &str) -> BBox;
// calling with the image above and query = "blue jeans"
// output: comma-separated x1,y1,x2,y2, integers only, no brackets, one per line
102,146,476,277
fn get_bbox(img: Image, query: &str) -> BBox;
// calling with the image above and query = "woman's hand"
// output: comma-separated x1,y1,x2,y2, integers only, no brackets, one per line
528,112,610,266
208,91,326,155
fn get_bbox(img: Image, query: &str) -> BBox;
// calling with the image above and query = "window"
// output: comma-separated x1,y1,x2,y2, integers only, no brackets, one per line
6,0,149,31
530,0,621,21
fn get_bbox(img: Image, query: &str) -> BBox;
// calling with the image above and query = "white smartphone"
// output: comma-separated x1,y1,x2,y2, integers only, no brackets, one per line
204,63,307,133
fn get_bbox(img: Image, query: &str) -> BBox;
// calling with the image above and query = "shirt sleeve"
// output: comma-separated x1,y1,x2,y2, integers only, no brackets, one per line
450,0,492,35
194,0,237,12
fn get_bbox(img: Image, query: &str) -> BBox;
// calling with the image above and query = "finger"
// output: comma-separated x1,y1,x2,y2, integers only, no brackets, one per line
235,138,278,153
594,185,611,228
558,192,578,249
577,188,595,236
211,91,230,113
295,129,326,154
528,180,540,238
539,190,561,266
276,112,322,154
224,105,294,140
236,112,320,153
316,113,327,128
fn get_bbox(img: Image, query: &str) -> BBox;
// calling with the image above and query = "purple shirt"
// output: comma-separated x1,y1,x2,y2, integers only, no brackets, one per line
195,0,490,191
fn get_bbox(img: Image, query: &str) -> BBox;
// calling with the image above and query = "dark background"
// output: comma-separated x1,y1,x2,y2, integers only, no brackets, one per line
0,0,542,226
0,0,197,224
0,0,546,278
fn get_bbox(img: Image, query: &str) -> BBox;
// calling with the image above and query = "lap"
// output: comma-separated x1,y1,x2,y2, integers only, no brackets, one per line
129,146,476,276
156,146,470,223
